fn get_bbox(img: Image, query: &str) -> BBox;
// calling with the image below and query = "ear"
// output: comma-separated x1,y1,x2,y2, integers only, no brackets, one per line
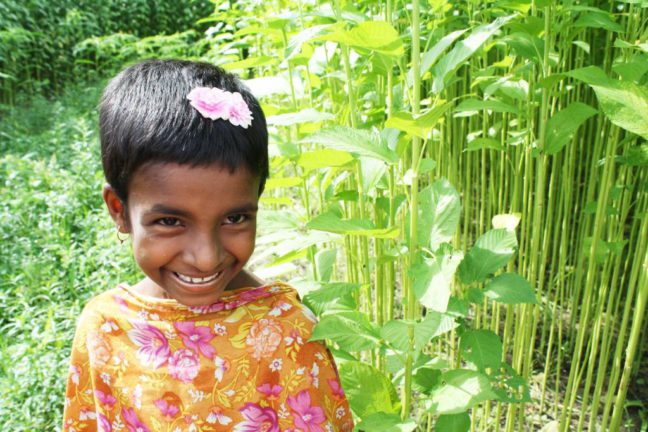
103,185,130,233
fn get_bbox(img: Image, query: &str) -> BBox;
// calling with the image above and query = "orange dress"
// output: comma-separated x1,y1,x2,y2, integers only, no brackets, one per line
62,281,354,432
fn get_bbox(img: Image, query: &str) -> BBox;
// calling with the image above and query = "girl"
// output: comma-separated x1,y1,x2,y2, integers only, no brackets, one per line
63,59,353,432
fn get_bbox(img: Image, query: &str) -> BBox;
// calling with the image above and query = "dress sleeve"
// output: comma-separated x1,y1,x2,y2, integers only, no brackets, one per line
62,306,99,432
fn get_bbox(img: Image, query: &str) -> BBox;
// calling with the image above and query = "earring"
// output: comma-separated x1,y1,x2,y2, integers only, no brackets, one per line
116,227,128,244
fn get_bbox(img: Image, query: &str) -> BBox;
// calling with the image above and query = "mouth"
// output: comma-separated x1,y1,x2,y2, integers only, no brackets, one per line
173,270,223,285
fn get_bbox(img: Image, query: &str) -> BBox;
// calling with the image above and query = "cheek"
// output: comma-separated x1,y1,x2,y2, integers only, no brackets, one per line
225,229,256,261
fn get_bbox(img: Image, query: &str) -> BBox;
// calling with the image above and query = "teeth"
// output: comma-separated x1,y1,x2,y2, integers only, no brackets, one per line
175,271,221,284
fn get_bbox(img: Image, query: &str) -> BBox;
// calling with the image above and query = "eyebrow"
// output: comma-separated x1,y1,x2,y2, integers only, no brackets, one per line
144,203,258,217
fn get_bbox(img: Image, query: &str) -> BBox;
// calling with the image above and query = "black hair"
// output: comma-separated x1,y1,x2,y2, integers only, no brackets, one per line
100,59,268,202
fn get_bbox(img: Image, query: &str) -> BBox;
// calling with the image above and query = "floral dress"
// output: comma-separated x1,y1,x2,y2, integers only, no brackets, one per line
63,281,354,432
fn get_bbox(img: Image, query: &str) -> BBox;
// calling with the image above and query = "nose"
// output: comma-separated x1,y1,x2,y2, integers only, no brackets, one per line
185,229,222,273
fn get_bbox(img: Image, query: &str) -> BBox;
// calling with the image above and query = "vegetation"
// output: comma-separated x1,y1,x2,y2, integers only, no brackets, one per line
1,0,646,431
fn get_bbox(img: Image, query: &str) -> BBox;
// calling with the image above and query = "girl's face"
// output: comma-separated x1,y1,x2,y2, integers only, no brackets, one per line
103,162,260,307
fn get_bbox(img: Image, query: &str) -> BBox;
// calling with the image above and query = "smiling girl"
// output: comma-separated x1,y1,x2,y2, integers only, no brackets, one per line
62,59,353,432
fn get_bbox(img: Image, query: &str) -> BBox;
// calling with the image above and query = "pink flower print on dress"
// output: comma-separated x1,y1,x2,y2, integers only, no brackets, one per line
257,383,283,400
206,408,232,425
233,403,279,432
122,407,151,432
174,321,216,359
87,331,112,367
168,349,200,383
287,390,326,432
186,87,253,128
98,413,112,432
127,321,170,369
246,318,283,360
95,390,117,409
69,364,81,385
154,398,180,421
214,356,229,382
328,378,346,399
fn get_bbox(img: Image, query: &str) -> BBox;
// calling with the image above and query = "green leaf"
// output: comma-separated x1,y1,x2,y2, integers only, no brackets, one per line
574,11,623,32
460,330,503,370
297,149,355,171
385,102,452,139
267,108,335,126
416,29,469,81
286,24,334,59
435,413,471,432
484,273,537,304
415,311,459,350
458,229,518,284
487,363,531,403
315,249,337,282
427,369,498,414
301,126,399,164
566,66,648,140
544,102,598,155
454,98,519,117
264,177,302,190
432,15,517,93
502,32,544,62
412,357,443,394
354,412,417,432
221,55,277,70
310,311,380,352
339,361,400,418
417,178,461,251
318,21,404,57
302,282,361,317
411,247,464,312
466,138,505,152
381,319,414,352
307,210,400,239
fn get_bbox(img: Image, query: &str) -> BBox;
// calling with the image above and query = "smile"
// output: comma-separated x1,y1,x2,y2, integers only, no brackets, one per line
174,271,222,284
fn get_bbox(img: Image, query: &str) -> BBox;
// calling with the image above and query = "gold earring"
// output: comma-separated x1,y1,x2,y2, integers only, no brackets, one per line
116,227,128,244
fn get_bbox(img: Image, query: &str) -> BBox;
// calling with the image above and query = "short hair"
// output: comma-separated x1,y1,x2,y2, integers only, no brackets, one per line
99,59,268,202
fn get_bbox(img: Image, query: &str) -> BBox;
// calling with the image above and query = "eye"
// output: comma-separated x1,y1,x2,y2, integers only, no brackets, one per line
224,214,248,225
156,217,182,227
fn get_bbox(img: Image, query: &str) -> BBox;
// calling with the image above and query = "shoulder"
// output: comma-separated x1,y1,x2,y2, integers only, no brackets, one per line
75,286,126,331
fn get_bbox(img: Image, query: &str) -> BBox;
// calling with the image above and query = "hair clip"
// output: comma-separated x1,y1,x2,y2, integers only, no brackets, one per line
187,87,253,128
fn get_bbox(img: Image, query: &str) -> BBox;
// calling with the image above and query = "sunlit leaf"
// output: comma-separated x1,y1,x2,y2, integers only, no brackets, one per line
427,369,498,414
297,149,355,171
417,178,461,251
411,246,464,312
414,311,458,350
484,273,537,304
310,311,380,352
354,412,417,432
432,14,517,93
267,108,335,126
303,282,361,316
339,361,400,418
454,99,519,117
307,210,399,239
317,21,404,57
460,330,503,370
566,66,648,140
458,229,518,284
301,126,399,164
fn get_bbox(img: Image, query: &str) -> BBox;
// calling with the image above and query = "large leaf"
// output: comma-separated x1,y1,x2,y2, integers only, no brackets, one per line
414,311,459,350
427,369,498,414
413,29,469,82
354,412,417,432
417,178,461,251
302,282,361,317
432,15,517,93
310,310,380,352
339,361,400,418
566,66,648,140
460,330,503,371
484,273,537,304
458,229,518,284
487,363,531,403
544,102,598,155
317,21,404,57
411,246,464,312
267,108,335,126
307,210,399,239
301,126,399,164
435,413,471,432
385,102,453,138
297,149,355,171
380,319,414,352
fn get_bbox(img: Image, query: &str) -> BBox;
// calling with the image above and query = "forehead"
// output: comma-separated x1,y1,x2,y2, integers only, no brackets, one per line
128,162,260,210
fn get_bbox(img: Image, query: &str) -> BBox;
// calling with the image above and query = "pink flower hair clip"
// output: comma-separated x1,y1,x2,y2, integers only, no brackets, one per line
187,87,253,128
